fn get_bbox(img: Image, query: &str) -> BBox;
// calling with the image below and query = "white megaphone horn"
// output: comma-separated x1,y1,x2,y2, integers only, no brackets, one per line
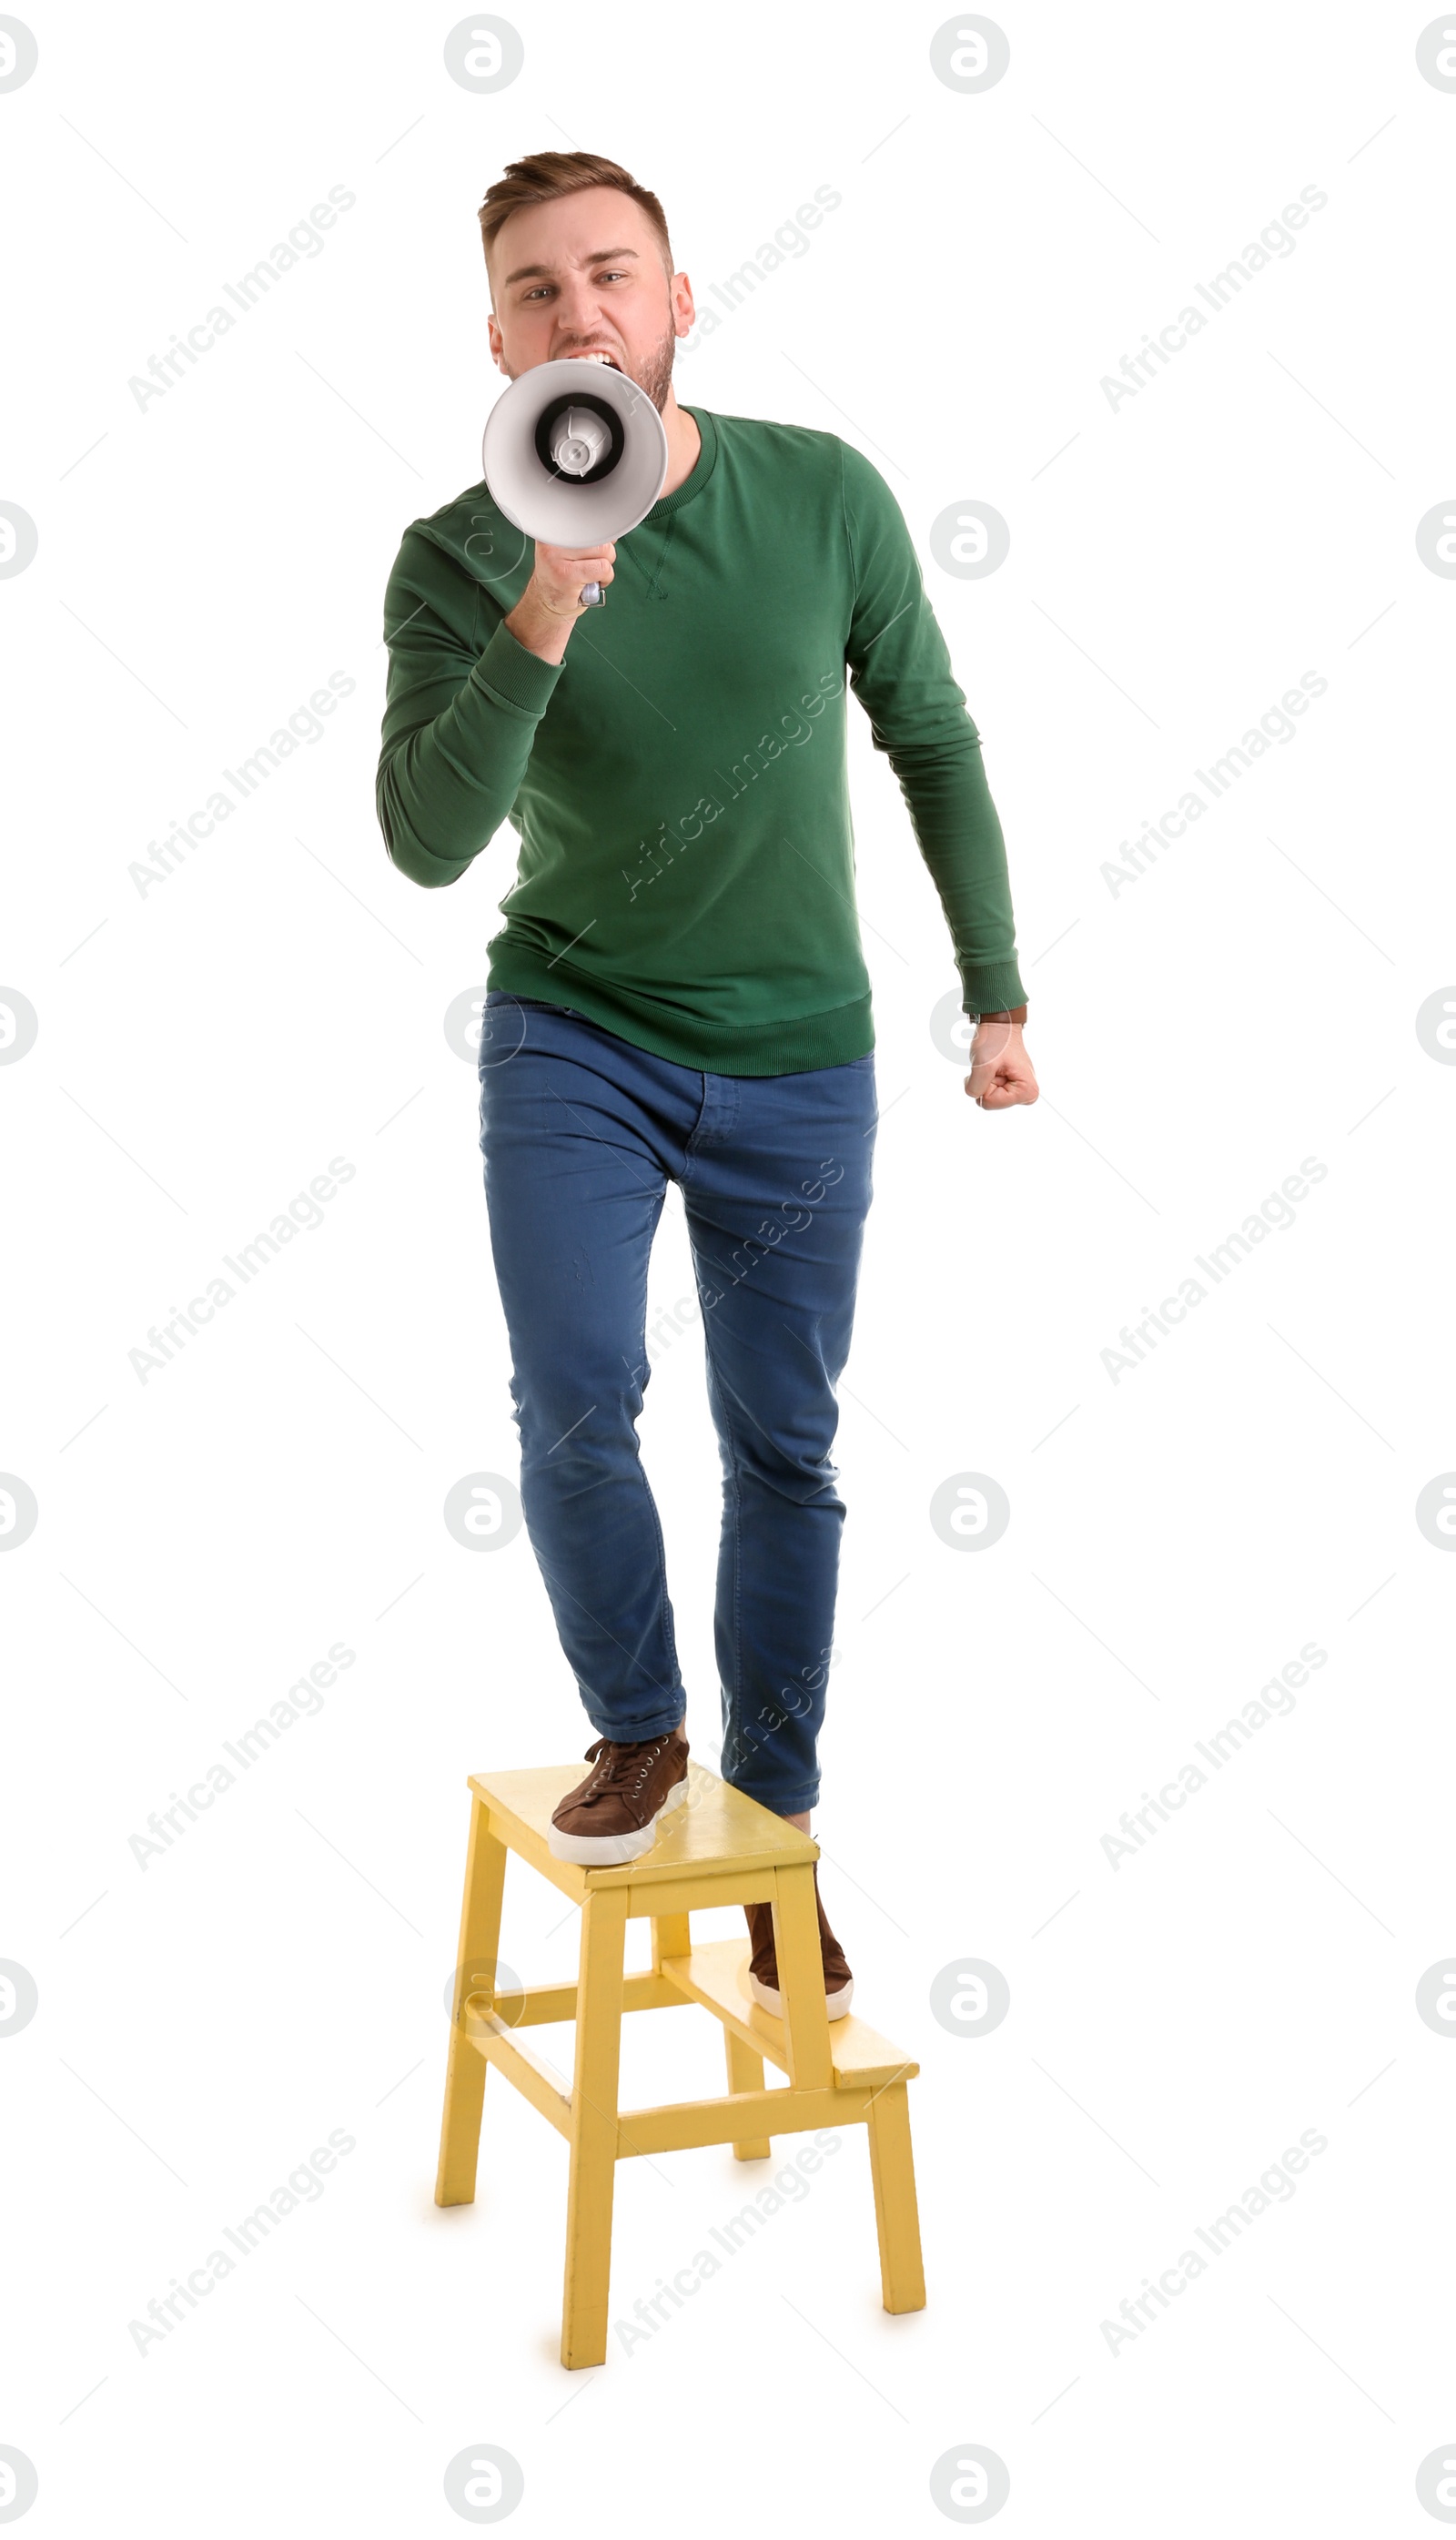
481,358,670,608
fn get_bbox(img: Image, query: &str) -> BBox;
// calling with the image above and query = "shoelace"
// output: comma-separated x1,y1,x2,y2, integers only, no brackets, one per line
579,1733,670,1805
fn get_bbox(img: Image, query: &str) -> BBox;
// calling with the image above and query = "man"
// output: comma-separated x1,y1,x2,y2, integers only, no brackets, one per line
376,151,1036,2021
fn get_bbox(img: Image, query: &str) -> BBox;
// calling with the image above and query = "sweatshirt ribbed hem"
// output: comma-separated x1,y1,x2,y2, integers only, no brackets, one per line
485,950,875,1077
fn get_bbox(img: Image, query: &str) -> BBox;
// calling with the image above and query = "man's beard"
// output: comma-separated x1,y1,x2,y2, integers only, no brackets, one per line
625,321,677,414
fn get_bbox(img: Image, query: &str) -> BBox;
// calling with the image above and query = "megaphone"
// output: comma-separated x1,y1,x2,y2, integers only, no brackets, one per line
481,358,670,608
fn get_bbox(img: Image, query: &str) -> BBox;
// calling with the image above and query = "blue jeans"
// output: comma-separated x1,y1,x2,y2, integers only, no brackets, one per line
477,993,877,1816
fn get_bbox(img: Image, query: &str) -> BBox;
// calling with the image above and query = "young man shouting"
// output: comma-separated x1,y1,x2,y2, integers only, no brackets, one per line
376,151,1036,2021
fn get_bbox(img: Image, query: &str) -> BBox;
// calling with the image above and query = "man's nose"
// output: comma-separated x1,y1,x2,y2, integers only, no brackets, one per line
552,280,602,339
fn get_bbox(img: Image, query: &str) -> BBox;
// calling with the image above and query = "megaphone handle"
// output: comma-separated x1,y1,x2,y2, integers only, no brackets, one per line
580,582,604,608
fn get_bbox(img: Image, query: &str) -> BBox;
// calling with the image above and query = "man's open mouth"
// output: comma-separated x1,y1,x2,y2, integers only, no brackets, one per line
568,350,622,369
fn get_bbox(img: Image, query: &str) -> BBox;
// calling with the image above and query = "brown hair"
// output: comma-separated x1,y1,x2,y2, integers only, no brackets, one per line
477,150,673,291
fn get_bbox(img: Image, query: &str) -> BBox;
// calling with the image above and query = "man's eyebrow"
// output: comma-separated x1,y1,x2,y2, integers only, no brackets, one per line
500,246,641,288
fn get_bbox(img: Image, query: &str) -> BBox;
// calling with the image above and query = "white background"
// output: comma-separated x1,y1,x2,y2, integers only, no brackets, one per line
4,1,1455,2530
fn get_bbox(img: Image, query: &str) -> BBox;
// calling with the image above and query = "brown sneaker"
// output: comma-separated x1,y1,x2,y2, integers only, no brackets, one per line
548,1726,690,1865
744,1862,854,2020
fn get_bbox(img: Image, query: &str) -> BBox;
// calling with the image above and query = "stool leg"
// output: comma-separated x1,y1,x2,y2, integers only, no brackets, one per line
865,2078,926,2313
773,1863,834,2094
650,1910,691,1969
435,1795,507,2207
561,1884,628,2369
724,2029,772,2160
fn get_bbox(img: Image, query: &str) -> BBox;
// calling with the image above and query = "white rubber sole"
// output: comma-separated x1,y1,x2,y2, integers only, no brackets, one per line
748,1968,854,2021
547,1766,689,1865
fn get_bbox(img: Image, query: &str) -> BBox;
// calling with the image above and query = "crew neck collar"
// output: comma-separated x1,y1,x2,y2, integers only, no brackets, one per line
645,406,717,521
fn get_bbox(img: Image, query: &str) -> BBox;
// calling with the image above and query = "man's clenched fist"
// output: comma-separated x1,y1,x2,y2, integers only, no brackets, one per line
966,1017,1038,1110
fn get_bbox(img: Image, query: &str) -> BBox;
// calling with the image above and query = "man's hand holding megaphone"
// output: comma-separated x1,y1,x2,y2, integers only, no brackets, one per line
481,352,670,666
504,535,617,663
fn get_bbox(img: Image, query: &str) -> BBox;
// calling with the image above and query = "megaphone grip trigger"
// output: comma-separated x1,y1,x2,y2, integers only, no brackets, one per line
580,582,604,608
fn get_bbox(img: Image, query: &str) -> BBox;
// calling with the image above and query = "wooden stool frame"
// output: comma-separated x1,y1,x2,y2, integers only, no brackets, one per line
435,1763,925,2368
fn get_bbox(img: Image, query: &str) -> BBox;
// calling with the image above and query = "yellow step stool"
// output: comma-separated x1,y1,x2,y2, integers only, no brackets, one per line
436,1758,925,2368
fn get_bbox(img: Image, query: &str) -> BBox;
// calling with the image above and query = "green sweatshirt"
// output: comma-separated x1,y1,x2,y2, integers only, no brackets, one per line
376,404,1026,1075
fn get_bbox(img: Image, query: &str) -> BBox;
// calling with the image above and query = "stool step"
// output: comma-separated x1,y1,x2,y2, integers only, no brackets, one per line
662,1940,919,2091
466,1762,817,1903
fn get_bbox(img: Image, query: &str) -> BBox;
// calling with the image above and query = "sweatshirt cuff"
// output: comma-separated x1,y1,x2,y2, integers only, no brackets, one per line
470,618,564,717
960,963,1027,1016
